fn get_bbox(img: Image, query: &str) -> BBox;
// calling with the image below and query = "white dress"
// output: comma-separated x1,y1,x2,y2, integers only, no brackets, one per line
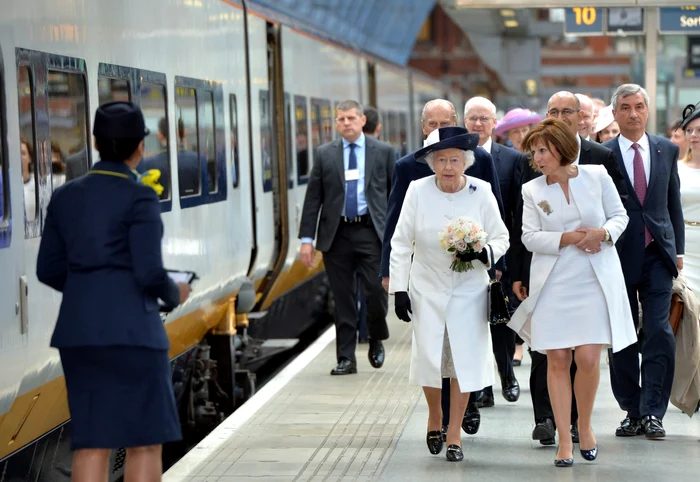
679,162,700,294
389,175,510,392
530,180,612,351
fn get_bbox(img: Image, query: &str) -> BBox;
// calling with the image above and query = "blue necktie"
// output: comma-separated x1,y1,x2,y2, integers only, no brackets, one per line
345,143,358,219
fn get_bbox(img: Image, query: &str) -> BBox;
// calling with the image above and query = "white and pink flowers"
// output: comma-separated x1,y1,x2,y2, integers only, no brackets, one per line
438,217,487,272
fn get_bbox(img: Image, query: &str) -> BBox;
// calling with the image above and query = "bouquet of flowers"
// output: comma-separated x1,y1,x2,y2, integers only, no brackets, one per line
439,217,487,272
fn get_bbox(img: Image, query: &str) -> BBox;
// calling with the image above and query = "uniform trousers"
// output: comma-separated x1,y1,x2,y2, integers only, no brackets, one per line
322,218,389,364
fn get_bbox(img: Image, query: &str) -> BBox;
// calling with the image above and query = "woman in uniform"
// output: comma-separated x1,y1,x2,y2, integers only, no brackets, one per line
37,101,191,482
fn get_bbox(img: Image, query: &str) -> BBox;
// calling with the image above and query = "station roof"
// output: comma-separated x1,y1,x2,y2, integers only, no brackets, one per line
247,0,437,66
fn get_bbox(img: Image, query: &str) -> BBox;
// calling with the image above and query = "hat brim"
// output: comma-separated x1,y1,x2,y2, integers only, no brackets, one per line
414,132,480,163
494,114,543,137
680,108,700,131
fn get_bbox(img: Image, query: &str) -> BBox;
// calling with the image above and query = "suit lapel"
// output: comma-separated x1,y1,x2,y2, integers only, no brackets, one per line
364,138,376,191
579,136,591,164
491,143,500,165
570,170,595,227
647,134,660,195
333,139,345,185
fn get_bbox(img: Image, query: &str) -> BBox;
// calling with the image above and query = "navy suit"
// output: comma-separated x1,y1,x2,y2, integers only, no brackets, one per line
603,134,684,420
177,148,201,197
381,145,503,427
37,160,180,350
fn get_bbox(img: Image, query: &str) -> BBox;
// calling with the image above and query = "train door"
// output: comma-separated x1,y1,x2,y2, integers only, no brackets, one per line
0,46,30,460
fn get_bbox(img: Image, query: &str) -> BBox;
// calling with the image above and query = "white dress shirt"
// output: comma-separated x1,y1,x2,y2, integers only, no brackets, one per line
481,137,493,154
618,133,651,186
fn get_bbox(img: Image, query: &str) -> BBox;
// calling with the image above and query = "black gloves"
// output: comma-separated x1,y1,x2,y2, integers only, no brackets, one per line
394,291,412,322
456,248,489,264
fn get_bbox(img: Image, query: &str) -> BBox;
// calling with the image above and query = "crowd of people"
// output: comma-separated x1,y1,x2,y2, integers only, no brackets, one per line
297,83,700,467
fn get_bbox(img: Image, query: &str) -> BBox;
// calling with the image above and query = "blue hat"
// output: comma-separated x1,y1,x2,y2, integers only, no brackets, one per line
93,101,150,139
413,126,480,163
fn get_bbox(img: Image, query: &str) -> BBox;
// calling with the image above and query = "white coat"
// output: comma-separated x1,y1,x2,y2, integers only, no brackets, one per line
508,164,637,353
389,175,510,392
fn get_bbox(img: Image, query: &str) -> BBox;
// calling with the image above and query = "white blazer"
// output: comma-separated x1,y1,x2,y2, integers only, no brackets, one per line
508,164,637,353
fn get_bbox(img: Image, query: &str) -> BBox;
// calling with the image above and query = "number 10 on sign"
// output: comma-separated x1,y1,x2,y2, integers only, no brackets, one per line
573,7,597,25
565,7,604,35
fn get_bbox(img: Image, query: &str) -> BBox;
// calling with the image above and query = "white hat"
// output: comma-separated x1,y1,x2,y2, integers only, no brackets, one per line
593,105,615,134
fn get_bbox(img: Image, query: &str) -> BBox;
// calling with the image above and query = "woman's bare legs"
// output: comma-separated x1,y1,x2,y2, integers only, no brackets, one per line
573,344,603,451
445,378,470,447
125,445,163,482
423,387,442,433
547,348,574,460
72,449,111,482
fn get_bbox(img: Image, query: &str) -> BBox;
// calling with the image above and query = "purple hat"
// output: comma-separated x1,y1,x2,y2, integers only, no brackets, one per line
494,108,543,137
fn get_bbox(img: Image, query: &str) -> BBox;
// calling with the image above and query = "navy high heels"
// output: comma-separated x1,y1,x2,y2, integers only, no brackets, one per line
580,444,598,461
554,446,574,467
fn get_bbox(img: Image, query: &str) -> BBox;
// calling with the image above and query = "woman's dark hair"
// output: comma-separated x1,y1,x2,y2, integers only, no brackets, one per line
95,137,142,162
522,118,578,170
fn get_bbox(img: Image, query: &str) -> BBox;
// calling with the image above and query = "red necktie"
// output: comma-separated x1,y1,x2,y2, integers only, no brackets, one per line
631,143,651,247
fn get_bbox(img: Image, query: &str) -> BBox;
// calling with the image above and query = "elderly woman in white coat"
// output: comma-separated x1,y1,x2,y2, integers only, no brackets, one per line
389,126,509,463
509,118,636,468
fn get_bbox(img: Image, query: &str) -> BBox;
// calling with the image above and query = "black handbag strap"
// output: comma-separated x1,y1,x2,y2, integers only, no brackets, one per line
488,244,493,269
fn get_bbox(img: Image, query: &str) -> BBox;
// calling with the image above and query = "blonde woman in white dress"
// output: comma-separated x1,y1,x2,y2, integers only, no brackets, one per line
509,119,636,467
390,127,509,462
679,104,700,294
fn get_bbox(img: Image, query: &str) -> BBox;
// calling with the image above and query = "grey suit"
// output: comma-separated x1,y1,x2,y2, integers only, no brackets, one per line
299,135,394,363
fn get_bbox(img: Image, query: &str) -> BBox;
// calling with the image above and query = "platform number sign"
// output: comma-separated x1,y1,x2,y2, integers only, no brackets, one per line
565,7,604,36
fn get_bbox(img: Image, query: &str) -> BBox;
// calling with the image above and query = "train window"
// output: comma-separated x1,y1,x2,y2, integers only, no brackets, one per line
388,112,400,152
17,65,38,224
381,109,390,144
0,62,7,240
175,87,200,197
294,95,309,185
260,90,272,192
201,91,217,194
229,94,239,188
310,98,332,147
139,82,170,201
97,77,130,105
284,93,293,189
398,112,408,157
47,70,89,190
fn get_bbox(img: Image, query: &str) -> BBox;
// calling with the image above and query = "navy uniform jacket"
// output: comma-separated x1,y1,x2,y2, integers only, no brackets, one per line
37,160,180,350
603,134,684,282
380,146,504,278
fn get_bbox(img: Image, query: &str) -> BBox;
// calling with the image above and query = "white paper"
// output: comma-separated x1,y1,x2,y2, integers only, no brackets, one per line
345,169,360,181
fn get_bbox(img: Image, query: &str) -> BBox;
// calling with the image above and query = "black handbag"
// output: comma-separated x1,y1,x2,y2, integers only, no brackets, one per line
487,246,511,325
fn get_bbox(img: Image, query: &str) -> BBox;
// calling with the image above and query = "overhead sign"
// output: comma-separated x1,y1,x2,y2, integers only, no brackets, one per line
607,7,644,35
565,7,604,36
689,36,700,69
659,6,700,34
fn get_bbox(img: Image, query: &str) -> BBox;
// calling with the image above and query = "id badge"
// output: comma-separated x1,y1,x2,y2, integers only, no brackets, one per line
345,169,360,181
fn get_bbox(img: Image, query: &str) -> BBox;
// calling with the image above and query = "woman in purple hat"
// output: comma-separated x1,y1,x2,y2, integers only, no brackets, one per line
494,108,543,153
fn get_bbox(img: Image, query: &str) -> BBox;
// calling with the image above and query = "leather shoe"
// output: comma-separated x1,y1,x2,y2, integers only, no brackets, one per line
643,415,666,439
500,374,520,402
445,444,463,462
330,359,357,375
570,424,579,444
615,416,644,437
368,340,385,369
461,402,480,434
532,418,555,442
474,391,494,408
426,430,443,455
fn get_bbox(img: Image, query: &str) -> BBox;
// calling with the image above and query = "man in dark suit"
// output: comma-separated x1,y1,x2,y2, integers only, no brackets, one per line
138,117,171,200
510,90,628,445
464,97,523,408
299,100,395,375
65,148,89,181
380,98,504,437
603,84,684,439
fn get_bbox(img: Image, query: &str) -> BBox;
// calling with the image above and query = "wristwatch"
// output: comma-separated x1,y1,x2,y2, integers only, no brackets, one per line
604,229,611,243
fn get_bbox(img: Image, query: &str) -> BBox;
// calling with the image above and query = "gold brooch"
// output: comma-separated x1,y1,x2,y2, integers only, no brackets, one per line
537,200,553,216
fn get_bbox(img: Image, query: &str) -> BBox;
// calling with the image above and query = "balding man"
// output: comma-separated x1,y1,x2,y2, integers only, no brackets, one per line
510,90,627,446
381,98,503,438
575,93,595,140
464,96,523,408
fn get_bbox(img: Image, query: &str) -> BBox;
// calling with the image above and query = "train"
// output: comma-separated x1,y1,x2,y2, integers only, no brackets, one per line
0,0,463,479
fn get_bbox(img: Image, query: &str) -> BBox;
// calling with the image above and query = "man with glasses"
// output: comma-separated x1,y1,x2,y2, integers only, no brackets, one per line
381,98,504,439
510,90,627,446
464,97,523,409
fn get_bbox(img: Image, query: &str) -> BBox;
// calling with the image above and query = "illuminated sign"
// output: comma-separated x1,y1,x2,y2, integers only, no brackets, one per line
607,7,644,35
659,7,700,34
565,7,604,36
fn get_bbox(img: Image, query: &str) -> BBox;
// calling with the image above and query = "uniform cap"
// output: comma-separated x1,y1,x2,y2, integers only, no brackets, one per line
93,101,150,139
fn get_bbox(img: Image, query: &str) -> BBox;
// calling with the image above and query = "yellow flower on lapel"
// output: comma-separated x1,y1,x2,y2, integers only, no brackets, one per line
137,169,164,196
537,200,553,216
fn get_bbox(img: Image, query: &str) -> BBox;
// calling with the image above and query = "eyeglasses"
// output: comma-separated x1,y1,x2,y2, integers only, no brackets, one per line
466,116,494,123
547,108,579,117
